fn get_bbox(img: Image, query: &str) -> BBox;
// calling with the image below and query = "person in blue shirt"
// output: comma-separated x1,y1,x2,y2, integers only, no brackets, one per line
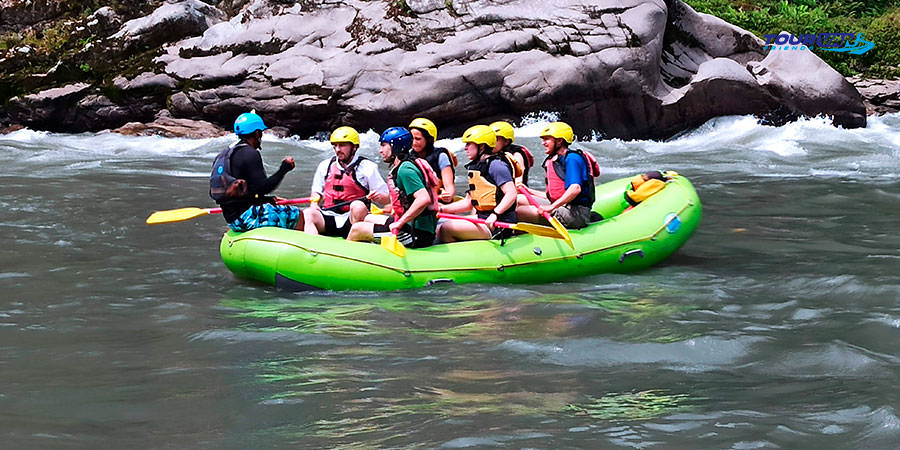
517,121,597,229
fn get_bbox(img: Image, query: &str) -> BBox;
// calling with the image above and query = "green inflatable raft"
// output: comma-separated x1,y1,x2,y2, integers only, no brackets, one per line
220,174,701,291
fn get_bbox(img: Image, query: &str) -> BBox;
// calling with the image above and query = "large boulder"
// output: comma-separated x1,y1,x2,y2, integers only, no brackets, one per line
4,0,867,138
112,0,225,50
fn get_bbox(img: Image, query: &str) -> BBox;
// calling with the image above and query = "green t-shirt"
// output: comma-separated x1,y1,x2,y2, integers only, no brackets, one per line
394,161,437,234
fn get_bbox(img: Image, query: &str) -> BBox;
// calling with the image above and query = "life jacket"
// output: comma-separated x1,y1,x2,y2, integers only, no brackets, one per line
421,146,458,186
388,158,441,221
467,152,522,212
209,141,249,202
624,170,676,206
322,156,369,213
502,143,534,185
543,148,600,207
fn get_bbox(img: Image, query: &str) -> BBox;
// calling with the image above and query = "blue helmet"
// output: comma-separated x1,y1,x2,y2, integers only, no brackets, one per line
234,112,267,135
380,127,413,156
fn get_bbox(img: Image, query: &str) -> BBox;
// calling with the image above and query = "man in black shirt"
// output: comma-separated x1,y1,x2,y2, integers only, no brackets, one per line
210,112,300,232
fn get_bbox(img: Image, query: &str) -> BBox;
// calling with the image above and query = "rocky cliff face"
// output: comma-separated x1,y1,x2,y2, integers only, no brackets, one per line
1,0,867,138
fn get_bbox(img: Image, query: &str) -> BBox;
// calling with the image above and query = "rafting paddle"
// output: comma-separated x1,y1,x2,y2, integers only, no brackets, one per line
146,196,315,225
147,194,369,225
518,186,574,249
380,228,407,257
437,213,563,239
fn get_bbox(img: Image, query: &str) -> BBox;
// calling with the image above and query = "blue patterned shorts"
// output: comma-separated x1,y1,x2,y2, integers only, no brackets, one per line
228,203,300,232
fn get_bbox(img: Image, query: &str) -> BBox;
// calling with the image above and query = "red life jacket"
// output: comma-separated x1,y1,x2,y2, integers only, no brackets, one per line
543,148,600,206
388,158,441,221
322,156,369,213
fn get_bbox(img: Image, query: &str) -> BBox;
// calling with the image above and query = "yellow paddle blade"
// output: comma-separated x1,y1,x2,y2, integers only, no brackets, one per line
509,222,566,238
380,234,407,257
547,214,575,249
370,203,385,215
146,207,211,225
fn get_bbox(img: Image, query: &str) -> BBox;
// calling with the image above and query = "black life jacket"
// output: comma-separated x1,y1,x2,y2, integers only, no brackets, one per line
422,146,458,180
209,141,250,202
502,143,534,185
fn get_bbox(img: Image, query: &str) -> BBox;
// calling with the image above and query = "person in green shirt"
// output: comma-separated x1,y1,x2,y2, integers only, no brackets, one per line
347,127,438,248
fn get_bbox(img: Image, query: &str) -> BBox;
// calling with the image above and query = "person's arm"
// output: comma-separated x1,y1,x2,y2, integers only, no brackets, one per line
235,148,293,198
307,159,329,209
543,152,585,212
486,181,518,227
310,160,328,197
439,193,473,215
361,160,391,205
543,184,581,213
437,152,455,202
392,188,431,230
439,166,455,202
511,153,526,186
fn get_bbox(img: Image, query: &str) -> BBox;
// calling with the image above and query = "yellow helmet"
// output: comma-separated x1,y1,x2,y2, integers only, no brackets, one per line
539,121,574,144
408,117,437,140
329,126,360,146
489,121,515,142
462,125,496,147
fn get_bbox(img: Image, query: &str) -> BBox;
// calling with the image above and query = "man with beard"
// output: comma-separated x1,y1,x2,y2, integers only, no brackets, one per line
301,126,389,237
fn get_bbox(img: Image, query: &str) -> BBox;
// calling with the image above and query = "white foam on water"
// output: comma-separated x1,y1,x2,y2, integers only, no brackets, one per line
2,112,899,181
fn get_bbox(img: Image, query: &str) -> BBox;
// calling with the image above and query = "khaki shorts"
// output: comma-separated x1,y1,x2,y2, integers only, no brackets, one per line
551,204,591,229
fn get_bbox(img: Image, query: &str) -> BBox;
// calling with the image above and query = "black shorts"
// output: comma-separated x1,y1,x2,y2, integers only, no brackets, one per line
323,213,352,238
373,217,435,249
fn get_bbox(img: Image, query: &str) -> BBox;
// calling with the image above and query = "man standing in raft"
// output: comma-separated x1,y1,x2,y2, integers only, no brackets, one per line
347,127,440,249
517,121,600,229
209,111,301,232
300,126,389,237
437,125,521,242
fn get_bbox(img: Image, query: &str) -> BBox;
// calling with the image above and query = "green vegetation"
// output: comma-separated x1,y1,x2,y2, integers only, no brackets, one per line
684,0,900,78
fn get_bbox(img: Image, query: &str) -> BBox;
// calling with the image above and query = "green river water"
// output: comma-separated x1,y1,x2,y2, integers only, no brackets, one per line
1,115,898,448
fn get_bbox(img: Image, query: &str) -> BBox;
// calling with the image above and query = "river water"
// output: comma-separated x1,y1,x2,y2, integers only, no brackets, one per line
1,115,898,449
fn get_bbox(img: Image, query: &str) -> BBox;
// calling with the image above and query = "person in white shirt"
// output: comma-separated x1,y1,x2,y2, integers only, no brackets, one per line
300,126,390,237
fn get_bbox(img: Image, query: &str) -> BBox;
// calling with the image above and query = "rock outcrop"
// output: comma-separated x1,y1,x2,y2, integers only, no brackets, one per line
848,76,900,116
2,0,868,138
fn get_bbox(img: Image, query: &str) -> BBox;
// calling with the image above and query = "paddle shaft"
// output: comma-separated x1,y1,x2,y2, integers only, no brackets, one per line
518,187,553,223
436,213,515,230
208,195,367,215
206,196,311,215
518,185,574,248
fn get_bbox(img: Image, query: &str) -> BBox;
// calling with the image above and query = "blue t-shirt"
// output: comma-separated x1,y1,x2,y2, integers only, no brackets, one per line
563,151,588,188
563,152,592,206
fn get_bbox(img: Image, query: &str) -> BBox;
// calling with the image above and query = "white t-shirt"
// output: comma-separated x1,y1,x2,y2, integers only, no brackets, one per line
311,154,388,218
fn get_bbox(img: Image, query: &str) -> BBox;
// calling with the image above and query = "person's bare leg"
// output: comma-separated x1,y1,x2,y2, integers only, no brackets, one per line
349,201,369,224
293,207,305,230
303,208,326,235
515,205,549,224
438,220,491,243
346,221,376,242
